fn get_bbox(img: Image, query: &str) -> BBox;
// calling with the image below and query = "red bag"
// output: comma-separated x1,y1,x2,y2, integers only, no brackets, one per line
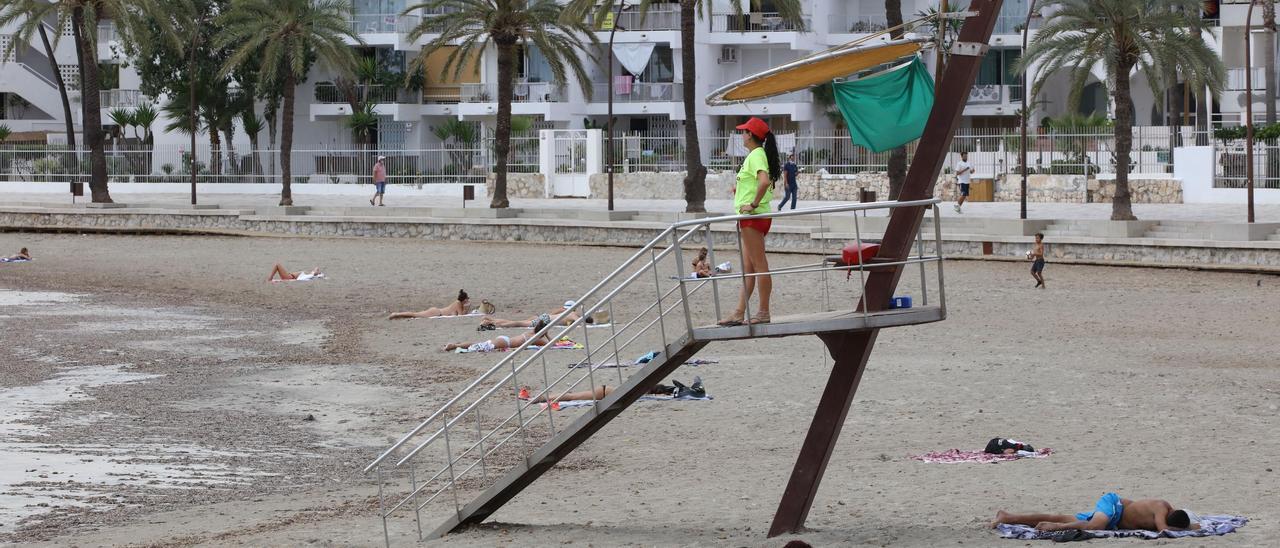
841,243,880,279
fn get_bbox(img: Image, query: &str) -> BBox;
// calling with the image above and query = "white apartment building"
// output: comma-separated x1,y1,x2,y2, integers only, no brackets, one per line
0,0,1273,154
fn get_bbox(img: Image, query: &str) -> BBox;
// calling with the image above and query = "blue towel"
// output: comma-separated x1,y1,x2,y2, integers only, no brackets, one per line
996,514,1247,540
0,257,31,263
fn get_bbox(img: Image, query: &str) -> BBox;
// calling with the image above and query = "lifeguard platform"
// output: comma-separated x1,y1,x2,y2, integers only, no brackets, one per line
362,1,1004,543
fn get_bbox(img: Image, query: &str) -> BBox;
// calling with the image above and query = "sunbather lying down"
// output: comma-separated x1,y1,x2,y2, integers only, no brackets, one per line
389,289,472,319
520,377,704,403
480,301,585,328
443,317,552,352
994,493,1200,533
267,263,323,282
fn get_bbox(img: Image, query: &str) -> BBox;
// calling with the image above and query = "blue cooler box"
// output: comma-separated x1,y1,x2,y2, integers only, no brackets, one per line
889,296,913,309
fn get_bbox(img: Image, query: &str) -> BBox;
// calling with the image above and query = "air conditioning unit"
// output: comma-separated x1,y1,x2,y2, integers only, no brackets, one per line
718,46,739,64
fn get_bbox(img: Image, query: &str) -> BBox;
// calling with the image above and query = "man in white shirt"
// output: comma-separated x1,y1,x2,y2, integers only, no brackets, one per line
954,151,973,214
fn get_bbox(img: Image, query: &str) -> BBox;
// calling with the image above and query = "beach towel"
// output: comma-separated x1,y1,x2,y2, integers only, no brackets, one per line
453,337,584,353
910,448,1052,464
0,257,31,263
996,515,1247,541
568,358,718,369
546,394,714,410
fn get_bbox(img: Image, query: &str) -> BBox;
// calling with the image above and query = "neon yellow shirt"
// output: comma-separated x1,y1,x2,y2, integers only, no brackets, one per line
735,147,773,215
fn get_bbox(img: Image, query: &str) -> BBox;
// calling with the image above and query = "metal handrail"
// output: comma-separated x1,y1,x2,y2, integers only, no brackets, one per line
364,199,940,475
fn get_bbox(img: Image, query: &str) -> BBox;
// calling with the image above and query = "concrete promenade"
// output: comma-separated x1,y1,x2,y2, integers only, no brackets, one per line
3,191,1280,271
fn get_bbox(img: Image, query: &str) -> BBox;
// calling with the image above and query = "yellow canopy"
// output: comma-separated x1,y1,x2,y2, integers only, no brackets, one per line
705,38,930,106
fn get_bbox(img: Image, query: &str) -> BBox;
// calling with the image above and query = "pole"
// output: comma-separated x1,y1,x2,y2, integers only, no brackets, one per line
1019,6,1033,220
189,28,199,206
935,0,948,85
606,1,625,212
1247,0,1257,223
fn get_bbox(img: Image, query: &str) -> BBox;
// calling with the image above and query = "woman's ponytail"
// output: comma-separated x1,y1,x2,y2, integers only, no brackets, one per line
762,131,782,183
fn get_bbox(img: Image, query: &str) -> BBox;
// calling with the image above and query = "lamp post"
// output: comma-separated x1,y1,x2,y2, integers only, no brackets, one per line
606,1,627,212
1246,0,1259,223
1019,4,1039,220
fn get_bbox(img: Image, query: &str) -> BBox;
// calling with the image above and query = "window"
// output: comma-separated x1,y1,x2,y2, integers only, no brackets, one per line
642,45,674,83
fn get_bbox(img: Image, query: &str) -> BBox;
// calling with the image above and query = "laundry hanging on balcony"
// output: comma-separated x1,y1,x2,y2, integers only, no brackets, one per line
833,56,935,153
613,43,657,76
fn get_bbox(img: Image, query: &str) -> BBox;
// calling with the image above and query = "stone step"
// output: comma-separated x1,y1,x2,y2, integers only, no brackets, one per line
1144,231,1207,240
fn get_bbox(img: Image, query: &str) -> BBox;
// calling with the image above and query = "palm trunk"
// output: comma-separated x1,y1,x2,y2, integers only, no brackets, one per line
249,134,263,176
680,0,706,213
885,0,907,199
72,8,111,202
266,99,279,178
492,41,516,208
1111,60,1136,221
38,24,76,151
223,127,237,175
280,73,296,206
1263,2,1277,182
208,123,222,176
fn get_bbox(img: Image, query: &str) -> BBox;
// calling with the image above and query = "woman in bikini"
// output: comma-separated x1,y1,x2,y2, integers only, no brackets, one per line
389,289,472,320
267,264,322,282
444,316,552,352
2,248,31,261
719,117,781,326
479,300,582,329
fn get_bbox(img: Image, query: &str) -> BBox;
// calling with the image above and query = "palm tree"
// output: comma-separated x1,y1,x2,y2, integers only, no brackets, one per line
884,0,907,200
1019,0,1223,220
406,0,598,209
216,0,362,205
570,0,802,212
0,0,177,203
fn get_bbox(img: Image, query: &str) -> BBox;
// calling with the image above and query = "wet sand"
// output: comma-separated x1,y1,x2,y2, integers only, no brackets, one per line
1,232,1277,547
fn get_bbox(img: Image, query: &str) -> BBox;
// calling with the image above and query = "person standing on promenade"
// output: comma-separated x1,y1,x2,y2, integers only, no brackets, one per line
370,155,387,207
954,151,972,213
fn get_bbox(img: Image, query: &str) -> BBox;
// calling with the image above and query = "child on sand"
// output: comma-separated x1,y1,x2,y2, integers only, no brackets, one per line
1029,233,1046,288
692,247,712,278
2,247,31,261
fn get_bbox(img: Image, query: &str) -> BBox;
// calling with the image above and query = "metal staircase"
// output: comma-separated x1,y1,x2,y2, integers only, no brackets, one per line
363,198,948,546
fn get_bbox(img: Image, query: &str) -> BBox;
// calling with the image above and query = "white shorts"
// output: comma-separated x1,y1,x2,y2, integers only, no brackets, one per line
468,341,496,353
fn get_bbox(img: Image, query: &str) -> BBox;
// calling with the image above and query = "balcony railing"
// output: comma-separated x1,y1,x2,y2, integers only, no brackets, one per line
590,5,680,31
841,14,888,34
314,83,421,104
591,82,682,102
710,12,808,33
1226,67,1278,91
460,82,564,103
350,13,419,34
100,89,145,109
992,15,1042,35
967,84,1023,106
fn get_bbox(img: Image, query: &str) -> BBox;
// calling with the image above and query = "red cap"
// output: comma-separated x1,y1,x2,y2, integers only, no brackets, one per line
736,117,770,140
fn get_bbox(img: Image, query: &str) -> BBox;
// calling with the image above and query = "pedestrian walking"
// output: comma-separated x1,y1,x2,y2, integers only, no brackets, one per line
954,151,972,213
778,153,799,210
370,155,387,206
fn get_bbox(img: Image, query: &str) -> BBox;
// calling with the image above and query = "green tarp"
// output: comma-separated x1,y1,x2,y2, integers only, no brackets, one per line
833,56,935,153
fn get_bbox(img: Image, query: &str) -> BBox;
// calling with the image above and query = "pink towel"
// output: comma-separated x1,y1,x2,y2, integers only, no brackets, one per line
614,75,633,95
910,448,1052,464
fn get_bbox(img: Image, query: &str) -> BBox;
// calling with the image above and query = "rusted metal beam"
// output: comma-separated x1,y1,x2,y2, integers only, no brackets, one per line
768,0,1003,537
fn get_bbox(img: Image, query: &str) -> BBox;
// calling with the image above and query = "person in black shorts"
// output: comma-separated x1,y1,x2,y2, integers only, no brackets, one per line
954,151,973,213
1029,232,1046,288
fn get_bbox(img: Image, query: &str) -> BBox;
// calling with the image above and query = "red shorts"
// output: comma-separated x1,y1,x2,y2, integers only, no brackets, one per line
738,218,772,236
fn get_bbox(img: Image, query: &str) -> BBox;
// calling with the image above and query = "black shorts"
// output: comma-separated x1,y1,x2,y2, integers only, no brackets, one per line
958,183,970,197
1031,258,1045,273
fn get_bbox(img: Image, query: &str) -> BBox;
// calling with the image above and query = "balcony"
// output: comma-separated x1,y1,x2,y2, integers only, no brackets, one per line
350,13,419,34
455,82,570,120
1226,67,1279,91
590,5,679,32
710,12,809,33
964,84,1023,115
991,15,1042,35
586,82,683,117
310,83,422,121
100,89,146,109
839,14,888,35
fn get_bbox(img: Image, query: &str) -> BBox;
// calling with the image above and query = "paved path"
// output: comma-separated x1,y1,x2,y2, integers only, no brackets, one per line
3,191,1278,224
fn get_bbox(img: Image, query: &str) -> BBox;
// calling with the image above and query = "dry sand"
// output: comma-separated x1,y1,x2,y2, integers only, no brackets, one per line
0,231,1277,547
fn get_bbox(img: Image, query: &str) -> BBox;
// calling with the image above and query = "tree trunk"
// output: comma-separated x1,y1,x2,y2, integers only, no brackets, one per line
1264,1,1277,183
280,73,296,206
266,99,279,178
680,0,706,212
885,0,908,200
72,8,111,202
249,133,263,176
1111,61,1136,221
208,125,221,176
1196,89,1209,146
492,41,516,208
38,24,76,151
223,127,237,175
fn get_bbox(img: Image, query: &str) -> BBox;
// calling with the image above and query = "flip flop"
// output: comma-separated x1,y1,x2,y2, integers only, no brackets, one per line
748,315,771,325
716,319,744,327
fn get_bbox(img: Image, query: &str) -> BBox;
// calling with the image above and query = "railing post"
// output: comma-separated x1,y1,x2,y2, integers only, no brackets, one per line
916,223,928,307
410,463,423,540
650,247,668,350
934,204,946,312
378,467,391,548
671,231,695,339
852,209,868,317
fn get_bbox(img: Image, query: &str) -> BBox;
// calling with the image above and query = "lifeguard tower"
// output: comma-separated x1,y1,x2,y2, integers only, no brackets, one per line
363,1,1004,544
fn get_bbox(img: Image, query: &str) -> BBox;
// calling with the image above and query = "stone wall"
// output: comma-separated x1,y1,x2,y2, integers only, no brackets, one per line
1089,177,1183,204
587,171,700,200
993,174,1088,203
587,170,959,201
485,173,546,199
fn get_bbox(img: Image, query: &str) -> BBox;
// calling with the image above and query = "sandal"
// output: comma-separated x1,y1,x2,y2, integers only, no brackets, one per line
717,318,744,327
748,314,771,325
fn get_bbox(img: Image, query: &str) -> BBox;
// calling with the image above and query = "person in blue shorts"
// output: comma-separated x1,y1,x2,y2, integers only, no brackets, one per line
994,493,1201,532
370,155,387,206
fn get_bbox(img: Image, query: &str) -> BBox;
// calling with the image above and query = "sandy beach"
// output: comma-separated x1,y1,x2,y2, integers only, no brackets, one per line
1,231,1277,547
